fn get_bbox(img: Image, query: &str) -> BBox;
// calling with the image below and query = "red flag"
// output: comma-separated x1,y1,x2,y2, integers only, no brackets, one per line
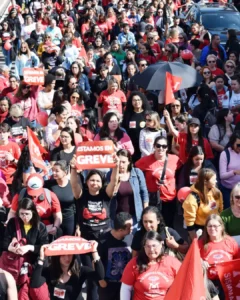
165,239,206,300
216,259,240,300
27,127,48,174
165,72,182,105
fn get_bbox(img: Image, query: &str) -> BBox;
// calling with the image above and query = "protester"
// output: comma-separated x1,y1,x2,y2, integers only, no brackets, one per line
121,231,181,300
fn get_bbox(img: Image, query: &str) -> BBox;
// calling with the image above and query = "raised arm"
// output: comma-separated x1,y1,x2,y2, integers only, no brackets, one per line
70,155,83,199
106,155,120,198
163,109,179,138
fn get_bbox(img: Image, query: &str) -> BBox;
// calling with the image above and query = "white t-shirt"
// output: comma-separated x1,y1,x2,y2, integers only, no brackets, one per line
37,90,54,115
222,91,240,109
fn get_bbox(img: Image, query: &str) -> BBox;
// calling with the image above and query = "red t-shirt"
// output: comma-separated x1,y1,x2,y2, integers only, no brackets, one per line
121,256,181,300
216,89,227,109
11,190,61,225
178,132,213,164
211,68,224,78
135,153,179,201
98,89,126,116
0,142,21,184
199,236,239,280
71,103,85,117
138,54,157,65
1,87,18,103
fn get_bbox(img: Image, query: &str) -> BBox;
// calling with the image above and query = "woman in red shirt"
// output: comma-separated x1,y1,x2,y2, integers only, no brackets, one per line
164,111,213,164
199,214,239,298
135,136,179,227
69,88,85,118
121,231,181,300
138,43,157,65
161,43,178,62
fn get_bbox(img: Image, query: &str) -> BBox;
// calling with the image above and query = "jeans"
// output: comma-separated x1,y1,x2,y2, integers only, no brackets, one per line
2,48,11,67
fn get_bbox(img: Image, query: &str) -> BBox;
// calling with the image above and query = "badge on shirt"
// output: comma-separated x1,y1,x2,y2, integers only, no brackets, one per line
129,121,136,128
53,287,66,299
139,121,146,128
209,201,217,210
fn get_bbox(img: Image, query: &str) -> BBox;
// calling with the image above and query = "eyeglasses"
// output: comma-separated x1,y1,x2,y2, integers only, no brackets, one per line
148,37,154,40
140,64,147,67
207,225,221,229
234,195,240,200
155,144,168,149
207,60,216,63
70,82,77,85
226,65,234,69
171,104,180,108
203,71,211,75
190,124,199,128
22,86,31,89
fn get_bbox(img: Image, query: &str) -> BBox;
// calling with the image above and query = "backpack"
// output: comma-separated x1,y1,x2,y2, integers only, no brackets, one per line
18,188,52,206
224,148,230,168
191,191,201,207
204,108,217,130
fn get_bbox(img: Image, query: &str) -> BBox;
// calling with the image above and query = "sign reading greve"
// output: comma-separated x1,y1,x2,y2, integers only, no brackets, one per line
23,68,44,85
45,236,94,256
75,140,116,170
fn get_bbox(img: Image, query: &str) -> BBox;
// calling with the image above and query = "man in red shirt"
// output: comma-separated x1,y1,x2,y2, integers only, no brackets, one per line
8,174,62,237
0,123,20,187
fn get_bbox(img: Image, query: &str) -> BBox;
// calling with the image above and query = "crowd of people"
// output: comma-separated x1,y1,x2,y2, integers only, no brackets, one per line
0,0,240,299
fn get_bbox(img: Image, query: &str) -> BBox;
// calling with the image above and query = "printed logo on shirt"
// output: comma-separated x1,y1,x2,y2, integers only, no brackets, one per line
139,271,169,297
106,246,132,282
107,96,120,109
129,121,136,128
0,151,8,168
53,287,66,299
209,201,217,210
82,201,107,225
139,121,146,128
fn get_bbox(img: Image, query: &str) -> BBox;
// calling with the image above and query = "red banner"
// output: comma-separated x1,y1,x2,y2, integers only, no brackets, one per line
75,140,116,170
27,127,48,175
45,236,94,256
165,72,182,105
23,68,44,86
217,259,240,300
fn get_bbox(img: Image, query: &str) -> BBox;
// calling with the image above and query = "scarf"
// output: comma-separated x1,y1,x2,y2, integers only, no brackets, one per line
0,109,9,123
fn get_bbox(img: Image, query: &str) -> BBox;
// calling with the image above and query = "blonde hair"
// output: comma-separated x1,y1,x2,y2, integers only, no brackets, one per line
10,104,23,117
195,168,220,205
145,110,161,130
107,77,119,90
230,182,240,206
225,60,236,68
206,54,217,62
18,42,31,59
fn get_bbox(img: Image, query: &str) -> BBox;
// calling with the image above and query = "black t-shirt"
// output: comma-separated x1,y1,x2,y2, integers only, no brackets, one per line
4,116,32,137
78,189,111,236
44,180,75,218
50,147,76,165
124,111,145,148
98,231,132,283
131,228,184,251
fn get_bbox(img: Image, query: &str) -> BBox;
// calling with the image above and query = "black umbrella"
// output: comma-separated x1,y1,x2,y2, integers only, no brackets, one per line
133,62,202,90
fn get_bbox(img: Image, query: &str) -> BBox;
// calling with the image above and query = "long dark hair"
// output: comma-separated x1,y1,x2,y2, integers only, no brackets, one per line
228,130,240,150
197,84,216,110
186,120,204,154
49,255,80,284
82,108,97,133
59,127,76,148
215,108,232,136
140,206,165,235
122,91,151,127
98,112,124,141
68,88,84,106
116,149,133,172
137,231,164,274
228,29,238,42
184,146,205,185
84,169,106,190
12,145,31,195
17,198,40,228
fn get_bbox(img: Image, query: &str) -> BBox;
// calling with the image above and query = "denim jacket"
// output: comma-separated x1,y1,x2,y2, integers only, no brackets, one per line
108,167,149,222
78,74,91,94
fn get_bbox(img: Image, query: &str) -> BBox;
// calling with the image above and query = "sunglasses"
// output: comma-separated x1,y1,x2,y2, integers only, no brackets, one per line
171,105,180,108
208,60,216,63
226,65,234,68
235,195,240,200
22,86,31,89
148,37,154,40
140,64,147,67
146,118,152,122
203,71,211,75
155,144,168,149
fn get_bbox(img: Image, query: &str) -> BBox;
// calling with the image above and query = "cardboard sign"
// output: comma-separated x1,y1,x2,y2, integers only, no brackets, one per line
75,140,116,170
23,68,44,85
45,236,94,256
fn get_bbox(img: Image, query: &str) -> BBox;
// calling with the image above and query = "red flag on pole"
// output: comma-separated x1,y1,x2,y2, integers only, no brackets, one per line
27,127,48,175
165,239,206,300
216,259,240,300
165,72,182,105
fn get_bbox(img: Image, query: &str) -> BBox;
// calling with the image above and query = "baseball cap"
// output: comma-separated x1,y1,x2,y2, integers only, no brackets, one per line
26,174,44,197
188,118,201,126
